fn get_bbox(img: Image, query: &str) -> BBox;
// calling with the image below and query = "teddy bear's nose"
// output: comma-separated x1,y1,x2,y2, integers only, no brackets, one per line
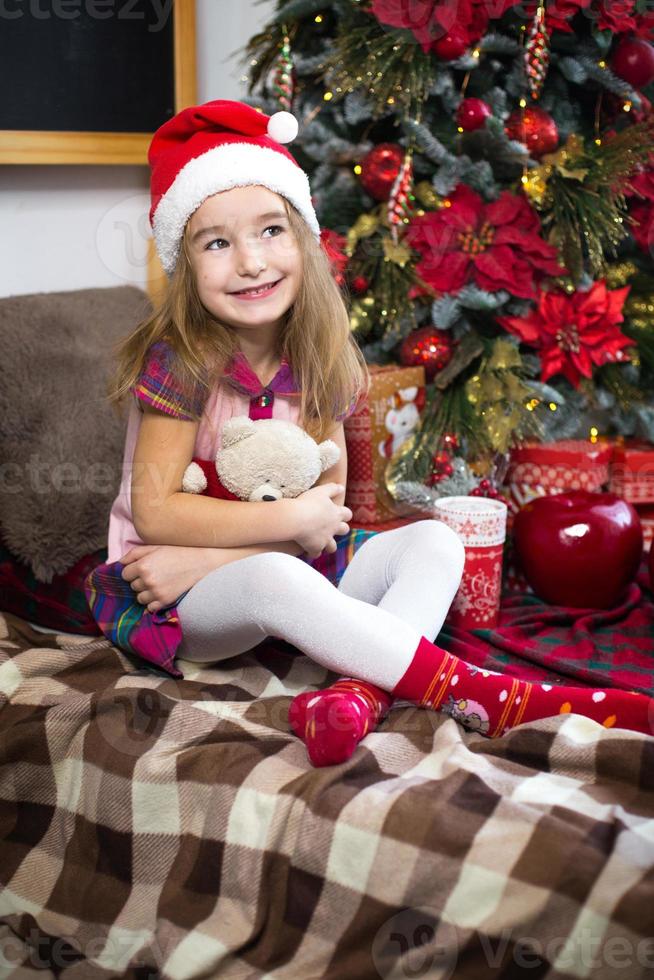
262,494,277,502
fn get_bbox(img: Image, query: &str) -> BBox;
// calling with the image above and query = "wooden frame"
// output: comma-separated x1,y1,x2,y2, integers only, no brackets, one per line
0,0,196,166
0,0,196,302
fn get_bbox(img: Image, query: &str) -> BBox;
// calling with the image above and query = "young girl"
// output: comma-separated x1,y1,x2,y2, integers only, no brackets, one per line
86,99,654,768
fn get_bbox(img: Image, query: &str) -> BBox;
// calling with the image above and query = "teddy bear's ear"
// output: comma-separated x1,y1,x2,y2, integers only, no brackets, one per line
222,416,256,447
318,439,341,473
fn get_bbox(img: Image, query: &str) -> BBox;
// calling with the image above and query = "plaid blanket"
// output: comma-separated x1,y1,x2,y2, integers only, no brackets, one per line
2,610,654,979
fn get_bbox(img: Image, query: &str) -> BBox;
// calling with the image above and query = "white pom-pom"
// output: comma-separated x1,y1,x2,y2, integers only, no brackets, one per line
267,111,299,144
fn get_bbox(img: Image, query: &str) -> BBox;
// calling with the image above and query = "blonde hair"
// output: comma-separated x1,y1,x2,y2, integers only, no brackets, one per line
109,196,370,441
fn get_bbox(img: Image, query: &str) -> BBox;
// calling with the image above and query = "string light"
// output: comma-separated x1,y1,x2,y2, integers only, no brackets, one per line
549,402,557,411
589,426,599,443
323,91,333,101
623,101,632,112
353,164,362,175
314,14,323,22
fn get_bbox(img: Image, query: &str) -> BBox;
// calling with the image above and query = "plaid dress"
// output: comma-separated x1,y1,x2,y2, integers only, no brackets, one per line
85,342,373,678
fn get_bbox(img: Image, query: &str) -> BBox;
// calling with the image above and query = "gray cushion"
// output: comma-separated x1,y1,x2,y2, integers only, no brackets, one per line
0,286,152,582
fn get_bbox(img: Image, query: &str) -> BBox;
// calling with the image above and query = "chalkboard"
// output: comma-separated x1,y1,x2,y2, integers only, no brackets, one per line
0,0,175,133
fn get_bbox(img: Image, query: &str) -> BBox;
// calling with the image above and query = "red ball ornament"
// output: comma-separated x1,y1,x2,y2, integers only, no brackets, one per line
514,491,643,608
432,34,468,60
457,98,492,132
611,37,654,90
351,275,369,294
505,106,559,159
360,144,404,201
398,326,455,381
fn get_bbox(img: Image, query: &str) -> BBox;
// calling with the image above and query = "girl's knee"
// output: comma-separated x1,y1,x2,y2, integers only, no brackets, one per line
408,519,466,571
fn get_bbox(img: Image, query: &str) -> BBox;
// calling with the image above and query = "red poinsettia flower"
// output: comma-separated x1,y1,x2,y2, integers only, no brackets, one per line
406,184,566,300
320,229,349,286
370,0,516,53
496,281,632,386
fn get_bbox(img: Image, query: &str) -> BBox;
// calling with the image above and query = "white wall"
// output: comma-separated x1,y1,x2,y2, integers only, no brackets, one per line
0,0,275,298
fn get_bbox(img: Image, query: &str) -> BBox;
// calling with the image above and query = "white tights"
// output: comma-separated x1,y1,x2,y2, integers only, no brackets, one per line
176,520,465,691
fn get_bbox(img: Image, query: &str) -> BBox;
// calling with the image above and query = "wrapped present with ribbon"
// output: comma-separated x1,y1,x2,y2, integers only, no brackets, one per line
504,439,613,513
344,364,427,524
609,441,654,505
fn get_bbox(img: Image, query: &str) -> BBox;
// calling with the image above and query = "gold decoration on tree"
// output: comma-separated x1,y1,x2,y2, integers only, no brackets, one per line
321,4,434,120
465,339,542,455
527,120,654,282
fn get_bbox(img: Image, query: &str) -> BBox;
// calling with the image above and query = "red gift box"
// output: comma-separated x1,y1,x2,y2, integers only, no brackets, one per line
609,441,654,504
504,439,612,512
344,364,427,524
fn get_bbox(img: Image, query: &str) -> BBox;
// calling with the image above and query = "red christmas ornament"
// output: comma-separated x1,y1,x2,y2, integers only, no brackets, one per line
360,144,404,201
432,34,468,60
611,38,654,90
443,432,459,450
457,98,492,131
505,106,559,159
398,326,455,381
351,275,369,294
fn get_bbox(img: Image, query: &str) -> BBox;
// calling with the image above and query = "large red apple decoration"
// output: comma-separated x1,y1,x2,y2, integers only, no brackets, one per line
513,491,643,608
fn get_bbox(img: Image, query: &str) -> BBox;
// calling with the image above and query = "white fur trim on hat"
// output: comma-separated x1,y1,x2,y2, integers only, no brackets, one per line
152,142,320,276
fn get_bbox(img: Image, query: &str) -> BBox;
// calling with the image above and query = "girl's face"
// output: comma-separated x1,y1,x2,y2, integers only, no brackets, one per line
186,185,302,342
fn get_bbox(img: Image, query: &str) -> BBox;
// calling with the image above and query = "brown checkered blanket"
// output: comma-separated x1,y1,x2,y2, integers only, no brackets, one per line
2,609,654,980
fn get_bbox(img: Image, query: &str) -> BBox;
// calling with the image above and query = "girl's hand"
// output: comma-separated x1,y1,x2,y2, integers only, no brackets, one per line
120,545,218,613
294,483,352,559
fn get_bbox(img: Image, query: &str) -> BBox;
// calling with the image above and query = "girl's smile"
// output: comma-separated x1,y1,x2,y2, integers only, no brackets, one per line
229,277,285,300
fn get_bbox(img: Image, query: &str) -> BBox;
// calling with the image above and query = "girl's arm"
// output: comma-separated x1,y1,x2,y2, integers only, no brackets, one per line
313,423,348,508
131,407,299,546
131,405,349,551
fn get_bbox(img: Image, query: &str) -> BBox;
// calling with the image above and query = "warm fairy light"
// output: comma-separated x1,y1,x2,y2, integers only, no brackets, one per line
324,91,333,101
353,164,362,175
519,98,527,108
472,49,480,58
315,14,323,22
595,138,602,145
623,101,632,111
521,174,529,184
457,126,464,132
598,60,606,68
589,426,599,443
526,398,540,411
387,96,395,105
549,402,557,411
443,199,452,207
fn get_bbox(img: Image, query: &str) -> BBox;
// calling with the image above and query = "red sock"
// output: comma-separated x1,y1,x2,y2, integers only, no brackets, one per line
289,679,394,767
393,637,654,738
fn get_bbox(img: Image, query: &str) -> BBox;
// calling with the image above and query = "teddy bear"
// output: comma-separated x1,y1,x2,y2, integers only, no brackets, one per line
182,416,341,502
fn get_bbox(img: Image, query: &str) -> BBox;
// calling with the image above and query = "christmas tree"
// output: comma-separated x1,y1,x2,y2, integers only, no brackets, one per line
240,0,654,503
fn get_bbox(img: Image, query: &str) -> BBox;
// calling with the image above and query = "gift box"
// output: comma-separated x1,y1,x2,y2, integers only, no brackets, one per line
609,441,654,504
504,439,612,513
344,364,427,524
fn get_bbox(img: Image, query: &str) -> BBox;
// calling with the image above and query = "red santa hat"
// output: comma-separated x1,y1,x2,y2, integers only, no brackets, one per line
148,99,320,276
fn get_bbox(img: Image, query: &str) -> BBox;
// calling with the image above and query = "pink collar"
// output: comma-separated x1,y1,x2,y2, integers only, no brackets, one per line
222,350,300,398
